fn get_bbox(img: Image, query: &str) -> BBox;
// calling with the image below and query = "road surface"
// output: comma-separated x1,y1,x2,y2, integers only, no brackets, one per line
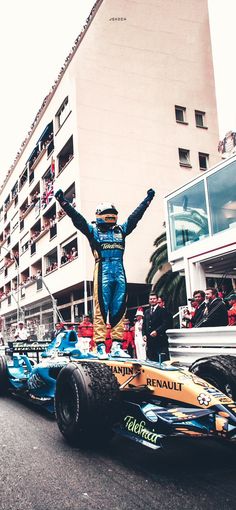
0,396,235,510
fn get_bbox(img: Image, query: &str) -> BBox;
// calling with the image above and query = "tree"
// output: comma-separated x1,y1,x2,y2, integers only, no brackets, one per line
146,231,186,317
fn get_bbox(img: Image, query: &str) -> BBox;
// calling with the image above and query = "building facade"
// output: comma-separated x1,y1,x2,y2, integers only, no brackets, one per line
0,0,220,338
165,154,236,299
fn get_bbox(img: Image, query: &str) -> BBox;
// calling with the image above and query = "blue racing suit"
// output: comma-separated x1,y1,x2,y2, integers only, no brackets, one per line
55,190,155,343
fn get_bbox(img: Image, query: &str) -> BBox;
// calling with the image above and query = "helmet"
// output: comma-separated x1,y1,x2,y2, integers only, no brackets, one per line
95,202,118,225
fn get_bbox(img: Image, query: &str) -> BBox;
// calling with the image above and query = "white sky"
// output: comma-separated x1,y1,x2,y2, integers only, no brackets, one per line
0,0,234,177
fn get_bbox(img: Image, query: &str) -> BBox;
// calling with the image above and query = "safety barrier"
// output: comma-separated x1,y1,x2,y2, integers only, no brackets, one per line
167,326,236,366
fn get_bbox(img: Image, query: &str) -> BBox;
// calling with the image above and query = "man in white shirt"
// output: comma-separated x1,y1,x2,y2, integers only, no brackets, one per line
14,321,30,342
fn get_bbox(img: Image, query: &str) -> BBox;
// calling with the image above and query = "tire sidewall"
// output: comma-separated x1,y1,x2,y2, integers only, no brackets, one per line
55,362,90,439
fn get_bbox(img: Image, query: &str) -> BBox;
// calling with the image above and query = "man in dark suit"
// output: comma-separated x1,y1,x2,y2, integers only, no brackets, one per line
191,290,206,327
199,287,228,327
142,292,170,362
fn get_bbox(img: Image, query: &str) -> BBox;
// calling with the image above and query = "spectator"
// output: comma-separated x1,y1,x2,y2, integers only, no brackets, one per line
157,295,173,329
142,292,169,361
224,293,236,326
69,247,77,260
199,288,228,327
182,290,206,328
190,290,206,327
14,321,30,342
78,314,94,351
105,323,112,353
61,251,69,265
133,307,146,360
122,319,135,357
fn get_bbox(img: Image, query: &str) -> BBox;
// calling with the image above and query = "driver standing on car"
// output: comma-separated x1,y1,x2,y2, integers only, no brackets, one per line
55,188,155,356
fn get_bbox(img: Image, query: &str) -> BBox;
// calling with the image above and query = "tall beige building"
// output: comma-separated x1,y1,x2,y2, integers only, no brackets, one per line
0,0,219,336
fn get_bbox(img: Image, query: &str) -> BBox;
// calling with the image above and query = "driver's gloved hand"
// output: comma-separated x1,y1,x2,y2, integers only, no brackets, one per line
54,189,70,206
147,189,155,200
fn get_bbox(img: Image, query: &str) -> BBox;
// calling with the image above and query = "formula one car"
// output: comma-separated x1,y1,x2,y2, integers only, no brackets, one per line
54,356,236,449
0,329,88,413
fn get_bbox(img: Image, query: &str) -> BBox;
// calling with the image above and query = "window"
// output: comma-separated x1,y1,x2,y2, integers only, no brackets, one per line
55,97,70,131
178,148,191,167
167,180,209,251
57,136,74,173
175,105,186,123
199,152,209,171
207,160,236,234
195,110,206,128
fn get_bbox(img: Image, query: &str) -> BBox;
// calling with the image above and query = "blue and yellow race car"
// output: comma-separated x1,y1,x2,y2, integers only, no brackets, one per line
54,355,236,449
1,332,236,450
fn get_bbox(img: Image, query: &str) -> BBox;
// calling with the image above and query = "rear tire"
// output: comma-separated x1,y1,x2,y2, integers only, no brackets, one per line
0,355,9,395
55,361,120,446
189,355,236,400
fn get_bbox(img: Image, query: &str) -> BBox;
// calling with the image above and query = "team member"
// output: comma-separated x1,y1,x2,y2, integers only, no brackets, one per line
133,307,146,360
78,314,94,351
14,321,30,342
55,188,155,351
224,293,236,326
142,292,169,361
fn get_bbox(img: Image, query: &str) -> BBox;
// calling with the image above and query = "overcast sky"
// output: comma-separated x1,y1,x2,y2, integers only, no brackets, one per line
0,0,234,177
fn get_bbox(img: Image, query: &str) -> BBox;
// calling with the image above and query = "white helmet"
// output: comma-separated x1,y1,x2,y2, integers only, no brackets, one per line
95,202,118,215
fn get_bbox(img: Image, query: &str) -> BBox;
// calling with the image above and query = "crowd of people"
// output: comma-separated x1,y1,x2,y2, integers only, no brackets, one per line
51,291,173,362
3,288,236,361
58,287,236,361
182,287,236,328
60,247,78,265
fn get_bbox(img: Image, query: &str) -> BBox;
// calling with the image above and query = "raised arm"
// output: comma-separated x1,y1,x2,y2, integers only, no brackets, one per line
123,189,155,236
55,190,92,239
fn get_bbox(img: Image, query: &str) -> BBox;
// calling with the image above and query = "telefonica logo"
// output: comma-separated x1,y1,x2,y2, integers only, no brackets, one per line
124,416,159,445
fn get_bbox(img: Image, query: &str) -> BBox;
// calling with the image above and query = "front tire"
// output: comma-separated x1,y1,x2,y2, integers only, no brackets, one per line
0,355,9,395
55,361,120,446
189,355,236,400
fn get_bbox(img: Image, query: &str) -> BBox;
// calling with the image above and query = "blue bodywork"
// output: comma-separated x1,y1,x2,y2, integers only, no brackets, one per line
3,330,96,413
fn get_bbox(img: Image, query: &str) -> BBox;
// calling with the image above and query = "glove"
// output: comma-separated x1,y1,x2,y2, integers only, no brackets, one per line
55,189,70,207
147,189,155,200
54,189,65,202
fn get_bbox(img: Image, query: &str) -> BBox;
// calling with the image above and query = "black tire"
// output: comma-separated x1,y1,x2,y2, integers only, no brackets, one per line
55,361,120,446
189,355,236,400
0,355,9,395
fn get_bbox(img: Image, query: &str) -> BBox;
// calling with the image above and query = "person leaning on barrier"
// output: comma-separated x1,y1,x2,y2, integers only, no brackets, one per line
199,287,228,327
224,293,236,326
190,290,206,327
14,321,30,342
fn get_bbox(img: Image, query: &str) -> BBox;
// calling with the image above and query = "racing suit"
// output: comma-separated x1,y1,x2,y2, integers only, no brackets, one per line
55,190,155,344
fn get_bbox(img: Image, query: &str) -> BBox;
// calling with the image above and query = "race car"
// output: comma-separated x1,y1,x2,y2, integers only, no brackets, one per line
1,332,236,450
54,356,236,449
0,329,91,413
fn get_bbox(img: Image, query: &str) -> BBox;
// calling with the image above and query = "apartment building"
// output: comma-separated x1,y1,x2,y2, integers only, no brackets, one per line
0,0,220,337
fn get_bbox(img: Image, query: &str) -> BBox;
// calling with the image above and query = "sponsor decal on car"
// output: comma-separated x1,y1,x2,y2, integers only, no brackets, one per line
124,415,159,444
197,393,211,406
146,378,183,391
112,366,134,376
27,373,46,390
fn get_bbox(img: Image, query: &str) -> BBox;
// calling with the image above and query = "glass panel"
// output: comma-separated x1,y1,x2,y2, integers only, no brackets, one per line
195,112,204,127
168,180,209,251
175,107,184,122
207,161,236,234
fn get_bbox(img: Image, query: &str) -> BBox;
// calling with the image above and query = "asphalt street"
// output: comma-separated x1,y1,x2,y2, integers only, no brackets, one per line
0,396,236,510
